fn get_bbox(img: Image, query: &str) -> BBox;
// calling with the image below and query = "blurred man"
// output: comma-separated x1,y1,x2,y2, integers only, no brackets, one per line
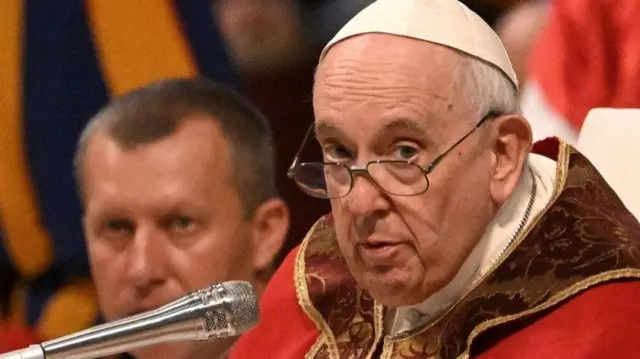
230,0,640,358
495,0,549,87
522,0,640,144
0,1,237,348
74,78,289,359
213,0,310,73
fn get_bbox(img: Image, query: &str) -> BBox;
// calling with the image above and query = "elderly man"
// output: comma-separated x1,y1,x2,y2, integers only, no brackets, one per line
74,78,289,359
229,0,640,358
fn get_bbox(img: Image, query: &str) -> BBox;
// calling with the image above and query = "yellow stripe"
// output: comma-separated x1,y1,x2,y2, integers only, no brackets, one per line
37,279,98,340
0,0,54,278
86,0,199,96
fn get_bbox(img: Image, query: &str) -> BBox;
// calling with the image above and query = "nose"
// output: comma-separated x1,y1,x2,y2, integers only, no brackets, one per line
344,172,390,216
126,225,168,292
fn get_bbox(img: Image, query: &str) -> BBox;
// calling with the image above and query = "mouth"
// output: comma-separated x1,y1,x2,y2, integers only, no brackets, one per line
357,233,404,248
359,241,397,250
124,304,164,318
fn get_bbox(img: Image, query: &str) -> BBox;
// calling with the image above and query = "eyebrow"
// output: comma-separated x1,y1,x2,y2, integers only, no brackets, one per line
314,121,342,138
375,118,427,138
314,118,428,140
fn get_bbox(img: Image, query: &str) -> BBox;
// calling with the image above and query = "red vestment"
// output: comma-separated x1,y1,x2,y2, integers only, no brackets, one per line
528,0,640,132
0,322,40,354
230,139,640,358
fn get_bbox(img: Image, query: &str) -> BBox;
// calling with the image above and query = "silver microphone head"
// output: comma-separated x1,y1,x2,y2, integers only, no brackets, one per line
25,280,260,359
201,280,259,338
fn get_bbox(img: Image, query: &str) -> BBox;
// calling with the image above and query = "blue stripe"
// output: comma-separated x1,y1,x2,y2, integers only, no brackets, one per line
174,0,238,87
0,229,10,270
0,228,16,316
23,0,108,284
24,271,63,325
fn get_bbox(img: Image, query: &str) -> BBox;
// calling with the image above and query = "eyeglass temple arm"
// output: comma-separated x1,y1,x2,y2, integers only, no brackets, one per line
287,123,315,177
425,112,498,173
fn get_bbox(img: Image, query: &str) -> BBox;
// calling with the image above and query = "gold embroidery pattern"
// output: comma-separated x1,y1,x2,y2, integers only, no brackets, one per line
388,146,640,358
297,214,381,359
306,338,331,359
296,141,640,359
295,217,340,359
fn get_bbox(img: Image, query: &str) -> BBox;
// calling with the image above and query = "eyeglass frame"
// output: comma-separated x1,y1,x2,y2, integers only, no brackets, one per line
287,111,499,199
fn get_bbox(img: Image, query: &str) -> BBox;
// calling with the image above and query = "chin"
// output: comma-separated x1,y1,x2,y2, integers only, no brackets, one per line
360,265,455,308
359,269,427,307
131,338,234,359
368,286,426,308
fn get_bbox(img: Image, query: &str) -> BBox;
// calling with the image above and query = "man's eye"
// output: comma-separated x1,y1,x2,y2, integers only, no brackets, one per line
104,220,134,235
98,220,134,248
395,145,420,160
323,144,353,162
170,216,197,233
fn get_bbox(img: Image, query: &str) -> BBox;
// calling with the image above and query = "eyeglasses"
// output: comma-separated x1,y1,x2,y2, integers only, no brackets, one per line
287,112,497,199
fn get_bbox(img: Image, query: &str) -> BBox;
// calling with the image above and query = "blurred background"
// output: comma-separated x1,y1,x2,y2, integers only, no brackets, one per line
1,0,639,351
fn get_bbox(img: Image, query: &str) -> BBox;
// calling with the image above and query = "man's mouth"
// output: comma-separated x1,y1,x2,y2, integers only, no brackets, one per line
360,241,395,250
124,304,163,318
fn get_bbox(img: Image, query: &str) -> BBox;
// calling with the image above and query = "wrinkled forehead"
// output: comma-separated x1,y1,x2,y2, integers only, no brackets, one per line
312,34,467,137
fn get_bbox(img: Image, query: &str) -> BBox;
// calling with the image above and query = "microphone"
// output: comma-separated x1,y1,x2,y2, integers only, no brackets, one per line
0,280,259,359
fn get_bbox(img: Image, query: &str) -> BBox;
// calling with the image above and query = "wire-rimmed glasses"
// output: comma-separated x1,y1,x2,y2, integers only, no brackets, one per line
287,112,497,199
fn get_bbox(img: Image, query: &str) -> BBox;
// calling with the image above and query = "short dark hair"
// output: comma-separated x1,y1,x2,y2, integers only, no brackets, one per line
74,77,277,218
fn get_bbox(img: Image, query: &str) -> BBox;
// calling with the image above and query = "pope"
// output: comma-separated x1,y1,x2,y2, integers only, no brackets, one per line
229,0,640,358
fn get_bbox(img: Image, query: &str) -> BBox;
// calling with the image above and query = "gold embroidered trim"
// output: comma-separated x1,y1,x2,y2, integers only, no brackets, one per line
384,140,573,344
463,268,640,356
457,141,633,356
380,338,394,359
294,218,340,359
470,141,571,283
302,140,614,359
365,302,385,359
306,337,327,359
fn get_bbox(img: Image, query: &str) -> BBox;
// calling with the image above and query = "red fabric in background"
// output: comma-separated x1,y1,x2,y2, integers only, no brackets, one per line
528,0,640,131
0,322,40,354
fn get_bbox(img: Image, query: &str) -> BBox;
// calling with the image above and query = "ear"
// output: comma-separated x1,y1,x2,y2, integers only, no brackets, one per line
249,197,290,276
489,114,532,203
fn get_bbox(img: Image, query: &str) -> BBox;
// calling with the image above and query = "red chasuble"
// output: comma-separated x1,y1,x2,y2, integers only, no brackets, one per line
230,139,640,359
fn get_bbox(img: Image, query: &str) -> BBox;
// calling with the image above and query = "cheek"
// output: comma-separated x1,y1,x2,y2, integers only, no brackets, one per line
86,242,127,319
391,191,471,273
394,196,441,243
87,242,119,288
414,171,492,269
330,204,354,249
172,232,254,289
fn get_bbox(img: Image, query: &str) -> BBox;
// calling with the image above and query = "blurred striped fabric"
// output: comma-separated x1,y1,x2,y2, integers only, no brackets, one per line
0,0,236,342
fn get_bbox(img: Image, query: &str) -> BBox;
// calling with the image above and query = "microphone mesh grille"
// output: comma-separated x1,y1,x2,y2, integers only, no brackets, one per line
225,281,259,333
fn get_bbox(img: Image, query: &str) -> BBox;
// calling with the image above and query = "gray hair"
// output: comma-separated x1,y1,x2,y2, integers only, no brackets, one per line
454,54,521,121
74,78,277,219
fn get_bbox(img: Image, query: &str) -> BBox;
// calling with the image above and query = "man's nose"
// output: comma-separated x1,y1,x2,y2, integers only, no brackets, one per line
344,172,390,215
127,225,168,290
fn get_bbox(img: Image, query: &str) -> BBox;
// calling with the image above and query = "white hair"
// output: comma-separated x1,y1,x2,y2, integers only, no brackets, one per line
455,54,521,121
